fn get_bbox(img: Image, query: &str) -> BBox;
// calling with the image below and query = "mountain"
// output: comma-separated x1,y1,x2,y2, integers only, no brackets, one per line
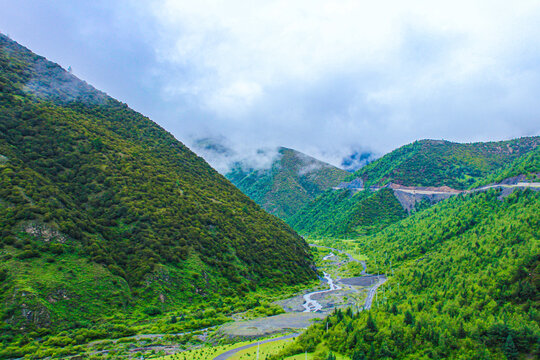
289,137,540,238
273,148,540,359
354,138,540,189
289,188,407,237
225,147,350,219
0,34,316,355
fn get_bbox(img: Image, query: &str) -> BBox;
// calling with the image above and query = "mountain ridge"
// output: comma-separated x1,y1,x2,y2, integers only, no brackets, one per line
225,146,350,219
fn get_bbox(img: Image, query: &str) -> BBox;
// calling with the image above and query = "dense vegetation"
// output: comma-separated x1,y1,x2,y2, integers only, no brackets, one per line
289,138,539,239
0,34,316,357
471,146,540,188
226,147,349,219
274,188,540,359
289,188,406,237
354,138,539,189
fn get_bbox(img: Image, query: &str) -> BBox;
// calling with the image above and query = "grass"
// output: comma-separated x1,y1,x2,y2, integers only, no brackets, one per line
229,338,294,359
154,334,295,360
154,338,351,360
284,353,349,360
155,341,250,360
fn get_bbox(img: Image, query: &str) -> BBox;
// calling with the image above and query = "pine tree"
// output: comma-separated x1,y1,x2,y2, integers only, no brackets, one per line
352,350,366,360
366,313,378,332
404,310,415,326
504,334,518,360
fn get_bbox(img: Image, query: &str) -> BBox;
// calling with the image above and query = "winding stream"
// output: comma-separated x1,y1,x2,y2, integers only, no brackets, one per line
302,271,342,312
303,245,386,312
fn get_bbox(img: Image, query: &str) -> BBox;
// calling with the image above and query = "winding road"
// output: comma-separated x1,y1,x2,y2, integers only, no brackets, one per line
213,333,298,360
363,277,387,310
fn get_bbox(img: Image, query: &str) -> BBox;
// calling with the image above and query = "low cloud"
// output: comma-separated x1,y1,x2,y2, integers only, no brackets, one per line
147,0,540,164
3,1,540,167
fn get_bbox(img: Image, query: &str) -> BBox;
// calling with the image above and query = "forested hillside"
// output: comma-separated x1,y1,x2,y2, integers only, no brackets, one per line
354,138,539,189
274,187,540,359
289,138,539,238
0,33,316,355
226,147,349,219
288,188,406,237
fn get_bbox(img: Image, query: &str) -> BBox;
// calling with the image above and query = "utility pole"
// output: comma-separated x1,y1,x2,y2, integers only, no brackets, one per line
257,341,260,360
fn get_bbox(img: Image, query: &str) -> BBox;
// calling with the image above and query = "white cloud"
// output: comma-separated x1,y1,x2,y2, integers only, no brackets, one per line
144,0,540,163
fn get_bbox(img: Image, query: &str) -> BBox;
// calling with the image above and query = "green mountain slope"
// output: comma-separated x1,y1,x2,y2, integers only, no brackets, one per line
288,188,406,237
289,137,540,238
472,146,540,188
355,138,540,189
0,33,315,353
275,187,540,359
226,147,350,219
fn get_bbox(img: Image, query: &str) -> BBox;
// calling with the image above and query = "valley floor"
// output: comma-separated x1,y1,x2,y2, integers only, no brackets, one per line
149,243,385,360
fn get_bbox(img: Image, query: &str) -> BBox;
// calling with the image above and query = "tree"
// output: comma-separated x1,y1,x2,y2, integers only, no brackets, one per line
504,334,518,360
366,313,378,332
404,310,415,326
352,350,366,360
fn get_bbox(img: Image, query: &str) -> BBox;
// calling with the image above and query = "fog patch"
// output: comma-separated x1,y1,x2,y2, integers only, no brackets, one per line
190,136,280,174
341,151,376,172
23,55,106,104
294,151,332,176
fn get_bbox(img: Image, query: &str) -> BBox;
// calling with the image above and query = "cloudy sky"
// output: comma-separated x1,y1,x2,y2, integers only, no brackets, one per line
2,0,540,168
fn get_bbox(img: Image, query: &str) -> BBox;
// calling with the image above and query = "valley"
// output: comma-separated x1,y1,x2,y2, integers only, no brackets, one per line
0,33,538,360
152,243,385,359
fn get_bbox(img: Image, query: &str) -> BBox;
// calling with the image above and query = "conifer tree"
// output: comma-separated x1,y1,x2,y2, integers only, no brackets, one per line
504,334,518,360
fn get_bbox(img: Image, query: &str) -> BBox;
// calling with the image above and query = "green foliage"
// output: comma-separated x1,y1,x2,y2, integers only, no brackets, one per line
471,146,540,188
354,138,539,189
289,188,406,237
143,307,163,316
504,334,519,360
226,147,349,219
276,189,540,359
0,33,316,355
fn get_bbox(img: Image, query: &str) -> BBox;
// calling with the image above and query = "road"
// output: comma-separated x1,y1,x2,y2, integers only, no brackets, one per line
363,276,387,310
213,333,299,360
347,182,540,196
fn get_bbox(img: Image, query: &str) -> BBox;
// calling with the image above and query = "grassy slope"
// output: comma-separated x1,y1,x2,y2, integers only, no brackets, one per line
354,138,540,189
226,147,350,219
471,146,540,188
0,33,316,355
